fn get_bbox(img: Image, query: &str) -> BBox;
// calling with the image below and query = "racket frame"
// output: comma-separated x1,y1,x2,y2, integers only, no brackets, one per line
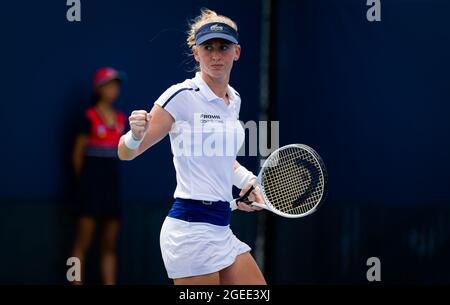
231,144,327,218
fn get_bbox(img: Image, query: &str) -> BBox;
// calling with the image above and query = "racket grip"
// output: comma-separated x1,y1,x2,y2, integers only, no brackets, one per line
230,185,256,211
239,185,255,203
230,199,267,211
251,202,266,209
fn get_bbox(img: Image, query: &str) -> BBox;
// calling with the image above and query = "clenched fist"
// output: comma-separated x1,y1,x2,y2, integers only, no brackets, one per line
128,110,152,141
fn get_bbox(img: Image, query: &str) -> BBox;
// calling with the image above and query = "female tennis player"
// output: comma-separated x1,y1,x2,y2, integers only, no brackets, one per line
118,9,266,285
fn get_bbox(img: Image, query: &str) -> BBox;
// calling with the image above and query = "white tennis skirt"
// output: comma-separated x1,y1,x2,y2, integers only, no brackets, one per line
160,216,251,279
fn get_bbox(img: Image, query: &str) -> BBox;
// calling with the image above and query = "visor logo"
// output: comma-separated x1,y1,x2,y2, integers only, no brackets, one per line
210,24,223,31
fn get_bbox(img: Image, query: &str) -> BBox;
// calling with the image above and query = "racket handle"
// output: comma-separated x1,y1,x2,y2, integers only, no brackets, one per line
230,185,255,211
229,199,268,211
230,185,268,211
251,202,267,209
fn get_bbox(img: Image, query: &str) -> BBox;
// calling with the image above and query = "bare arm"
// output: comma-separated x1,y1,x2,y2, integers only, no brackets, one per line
72,134,88,178
118,104,174,160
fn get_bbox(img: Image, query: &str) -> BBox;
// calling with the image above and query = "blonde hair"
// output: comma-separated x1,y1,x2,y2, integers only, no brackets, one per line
187,8,238,49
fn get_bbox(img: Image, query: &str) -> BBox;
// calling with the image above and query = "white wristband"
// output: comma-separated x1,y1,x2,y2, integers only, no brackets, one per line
233,165,256,189
123,130,143,150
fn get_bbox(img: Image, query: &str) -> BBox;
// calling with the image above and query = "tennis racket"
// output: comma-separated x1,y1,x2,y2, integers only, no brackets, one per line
230,144,327,218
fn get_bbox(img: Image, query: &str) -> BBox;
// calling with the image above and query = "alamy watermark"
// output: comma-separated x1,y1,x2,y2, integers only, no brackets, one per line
66,0,81,22
67,1,380,23
66,257,81,282
366,257,381,282
168,115,279,165
366,0,381,22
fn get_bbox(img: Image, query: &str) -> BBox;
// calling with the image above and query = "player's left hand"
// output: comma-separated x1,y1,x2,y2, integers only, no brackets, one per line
237,178,265,212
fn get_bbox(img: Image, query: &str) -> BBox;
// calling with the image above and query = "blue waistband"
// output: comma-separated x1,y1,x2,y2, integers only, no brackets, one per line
167,198,231,226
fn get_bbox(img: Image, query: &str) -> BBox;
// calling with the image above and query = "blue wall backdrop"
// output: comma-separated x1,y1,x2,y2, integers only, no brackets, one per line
1,0,261,201
268,0,450,284
1,0,450,284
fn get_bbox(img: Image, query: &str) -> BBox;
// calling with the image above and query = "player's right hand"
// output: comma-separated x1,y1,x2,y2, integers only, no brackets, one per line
129,110,152,141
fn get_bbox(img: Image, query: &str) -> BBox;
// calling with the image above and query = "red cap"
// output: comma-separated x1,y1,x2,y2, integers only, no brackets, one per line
92,67,122,88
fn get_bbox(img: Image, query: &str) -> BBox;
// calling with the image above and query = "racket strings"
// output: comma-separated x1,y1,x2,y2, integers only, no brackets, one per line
265,150,313,214
262,147,324,215
266,153,317,214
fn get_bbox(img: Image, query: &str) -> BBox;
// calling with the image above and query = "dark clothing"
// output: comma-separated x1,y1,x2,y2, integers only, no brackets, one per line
76,106,125,219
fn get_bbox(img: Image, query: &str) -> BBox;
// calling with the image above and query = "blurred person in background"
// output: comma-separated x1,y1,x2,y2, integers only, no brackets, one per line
71,67,126,285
